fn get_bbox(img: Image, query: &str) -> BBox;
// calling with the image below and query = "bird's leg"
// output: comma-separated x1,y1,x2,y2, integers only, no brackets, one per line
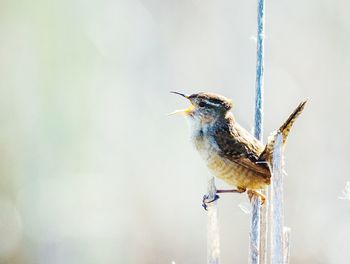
202,187,246,210
217,187,246,194
247,190,266,204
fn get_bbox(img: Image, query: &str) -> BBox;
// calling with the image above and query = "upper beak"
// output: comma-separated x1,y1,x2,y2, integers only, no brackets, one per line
169,91,194,116
170,91,189,99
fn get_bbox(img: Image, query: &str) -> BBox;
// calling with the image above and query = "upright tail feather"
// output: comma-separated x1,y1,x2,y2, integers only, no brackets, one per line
260,99,308,161
278,100,307,145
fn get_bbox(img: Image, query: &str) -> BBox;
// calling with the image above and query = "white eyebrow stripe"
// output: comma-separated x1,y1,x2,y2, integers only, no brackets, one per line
203,100,221,107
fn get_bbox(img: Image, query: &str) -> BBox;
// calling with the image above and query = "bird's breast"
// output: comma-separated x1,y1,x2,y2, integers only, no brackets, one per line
192,132,267,190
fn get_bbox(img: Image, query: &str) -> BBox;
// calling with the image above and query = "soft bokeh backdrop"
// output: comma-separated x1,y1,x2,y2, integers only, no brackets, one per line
0,0,349,263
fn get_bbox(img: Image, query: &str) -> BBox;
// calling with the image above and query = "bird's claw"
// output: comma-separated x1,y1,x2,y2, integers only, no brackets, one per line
202,194,220,210
247,190,266,205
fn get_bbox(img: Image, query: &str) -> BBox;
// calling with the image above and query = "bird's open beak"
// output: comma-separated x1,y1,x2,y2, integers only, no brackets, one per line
168,91,195,116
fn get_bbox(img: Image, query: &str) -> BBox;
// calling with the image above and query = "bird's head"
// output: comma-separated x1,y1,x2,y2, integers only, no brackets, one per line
170,92,233,123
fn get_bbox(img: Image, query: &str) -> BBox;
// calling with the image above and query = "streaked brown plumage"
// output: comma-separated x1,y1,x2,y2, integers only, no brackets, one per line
171,92,307,201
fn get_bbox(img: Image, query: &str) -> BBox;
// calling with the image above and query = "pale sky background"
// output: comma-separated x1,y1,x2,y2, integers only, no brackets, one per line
0,0,350,263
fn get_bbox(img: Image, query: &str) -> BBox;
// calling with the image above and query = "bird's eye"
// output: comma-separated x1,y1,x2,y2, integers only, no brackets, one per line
199,102,206,107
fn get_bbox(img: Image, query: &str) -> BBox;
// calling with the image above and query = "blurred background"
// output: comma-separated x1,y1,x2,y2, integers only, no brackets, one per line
0,0,349,263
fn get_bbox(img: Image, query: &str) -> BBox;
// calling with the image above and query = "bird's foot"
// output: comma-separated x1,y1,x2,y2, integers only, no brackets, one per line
247,190,266,204
202,194,220,211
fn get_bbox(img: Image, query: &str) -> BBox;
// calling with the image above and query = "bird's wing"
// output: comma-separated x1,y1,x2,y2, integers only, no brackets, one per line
212,116,271,178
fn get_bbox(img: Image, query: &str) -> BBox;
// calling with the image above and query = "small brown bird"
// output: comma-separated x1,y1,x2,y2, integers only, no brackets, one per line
171,92,307,204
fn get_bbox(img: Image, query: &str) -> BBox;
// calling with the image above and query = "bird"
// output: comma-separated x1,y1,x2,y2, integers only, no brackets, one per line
170,91,307,206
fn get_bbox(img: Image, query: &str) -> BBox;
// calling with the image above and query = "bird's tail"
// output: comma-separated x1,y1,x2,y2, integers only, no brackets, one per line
278,100,307,144
260,100,308,161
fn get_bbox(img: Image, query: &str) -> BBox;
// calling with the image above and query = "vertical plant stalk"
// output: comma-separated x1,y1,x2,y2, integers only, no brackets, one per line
207,177,220,264
250,197,261,264
251,0,266,263
283,227,291,264
270,133,284,263
260,189,268,264
254,0,265,142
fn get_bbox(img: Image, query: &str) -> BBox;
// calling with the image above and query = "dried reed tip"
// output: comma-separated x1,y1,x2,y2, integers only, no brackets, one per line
339,182,350,201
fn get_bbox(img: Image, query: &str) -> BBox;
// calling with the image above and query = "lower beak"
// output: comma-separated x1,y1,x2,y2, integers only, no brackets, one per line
168,104,195,116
